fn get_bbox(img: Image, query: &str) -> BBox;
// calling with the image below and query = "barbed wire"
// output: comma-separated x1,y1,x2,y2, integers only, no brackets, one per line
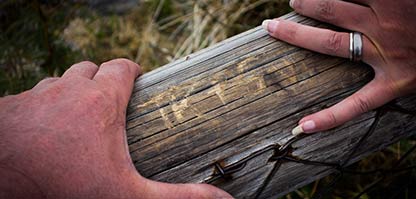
205,100,416,198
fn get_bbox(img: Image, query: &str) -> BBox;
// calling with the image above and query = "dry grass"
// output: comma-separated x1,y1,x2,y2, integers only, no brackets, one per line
62,0,290,72
1,1,415,198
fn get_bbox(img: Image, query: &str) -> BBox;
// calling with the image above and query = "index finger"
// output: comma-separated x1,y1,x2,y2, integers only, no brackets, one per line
93,58,141,107
292,78,395,135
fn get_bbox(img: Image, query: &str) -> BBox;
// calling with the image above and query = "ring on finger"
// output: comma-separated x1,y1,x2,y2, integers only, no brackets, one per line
349,32,363,62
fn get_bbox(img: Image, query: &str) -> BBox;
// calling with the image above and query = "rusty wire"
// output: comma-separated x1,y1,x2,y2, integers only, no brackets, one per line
205,101,416,198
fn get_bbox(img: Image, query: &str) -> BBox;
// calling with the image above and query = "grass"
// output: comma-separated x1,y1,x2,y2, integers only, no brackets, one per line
0,0,290,95
1,0,415,198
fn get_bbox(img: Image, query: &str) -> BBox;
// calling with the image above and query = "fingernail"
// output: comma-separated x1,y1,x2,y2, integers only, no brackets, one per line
262,19,279,33
302,120,316,132
289,0,295,8
262,19,271,31
292,120,316,136
291,125,304,136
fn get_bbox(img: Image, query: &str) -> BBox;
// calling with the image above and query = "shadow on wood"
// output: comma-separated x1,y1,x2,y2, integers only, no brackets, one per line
126,12,416,198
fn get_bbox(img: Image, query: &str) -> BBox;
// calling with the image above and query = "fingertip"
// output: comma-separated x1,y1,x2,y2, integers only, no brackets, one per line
262,19,272,31
293,81,390,135
262,19,280,35
291,124,304,136
298,117,308,124
292,119,317,135
301,120,317,133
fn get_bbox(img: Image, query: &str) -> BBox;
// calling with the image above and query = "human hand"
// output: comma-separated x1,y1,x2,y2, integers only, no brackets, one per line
262,0,416,134
0,59,232,199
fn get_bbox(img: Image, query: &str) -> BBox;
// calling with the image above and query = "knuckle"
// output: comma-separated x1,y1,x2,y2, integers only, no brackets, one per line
38,77,59,85
85,89,114,111
353,95,371,114
32,77,60,92
323,31,343,55
316,0,336,22
102,58,138,75
99,84,123,105
324,109,338,127
88,89,106,100
64,61,98,78
292,0,303,11
39,80,65,96
77,89,118,123
33,77,63,91
279,23,299,43
73,61,98,71
78,61,97,67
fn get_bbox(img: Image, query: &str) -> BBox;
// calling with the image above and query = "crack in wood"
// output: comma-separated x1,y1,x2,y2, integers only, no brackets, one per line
126,12,416,198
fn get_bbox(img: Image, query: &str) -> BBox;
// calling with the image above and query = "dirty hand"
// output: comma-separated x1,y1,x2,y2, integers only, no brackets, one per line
0,59,232,199
262,0,416,134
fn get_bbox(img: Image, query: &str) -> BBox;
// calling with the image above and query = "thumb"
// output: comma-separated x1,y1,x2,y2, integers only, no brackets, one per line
292,78,395,135
142,179,234,199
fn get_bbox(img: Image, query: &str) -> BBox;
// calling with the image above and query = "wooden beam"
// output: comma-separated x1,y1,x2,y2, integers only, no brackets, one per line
126,12,416,198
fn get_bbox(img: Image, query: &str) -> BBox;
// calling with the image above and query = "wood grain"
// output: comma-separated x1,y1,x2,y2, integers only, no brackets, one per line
126,12,416,198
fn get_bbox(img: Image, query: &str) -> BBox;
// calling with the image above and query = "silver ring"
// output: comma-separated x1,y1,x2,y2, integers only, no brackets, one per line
349,33,354,61
350,32,363,62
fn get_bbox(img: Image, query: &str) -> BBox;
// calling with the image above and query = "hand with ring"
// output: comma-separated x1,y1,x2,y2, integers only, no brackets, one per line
262,0,416,134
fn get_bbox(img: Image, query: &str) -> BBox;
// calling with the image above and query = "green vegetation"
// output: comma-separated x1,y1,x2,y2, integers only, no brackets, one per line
0,1,87,95
1,0,415,198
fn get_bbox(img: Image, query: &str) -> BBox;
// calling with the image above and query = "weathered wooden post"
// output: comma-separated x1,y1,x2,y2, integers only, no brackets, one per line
126,12,416,198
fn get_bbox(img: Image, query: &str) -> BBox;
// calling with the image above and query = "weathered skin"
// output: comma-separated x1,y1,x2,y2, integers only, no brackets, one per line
0,59,232,199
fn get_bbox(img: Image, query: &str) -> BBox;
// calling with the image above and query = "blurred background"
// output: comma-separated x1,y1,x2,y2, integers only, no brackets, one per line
0,0,290,95
1,0,415,198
